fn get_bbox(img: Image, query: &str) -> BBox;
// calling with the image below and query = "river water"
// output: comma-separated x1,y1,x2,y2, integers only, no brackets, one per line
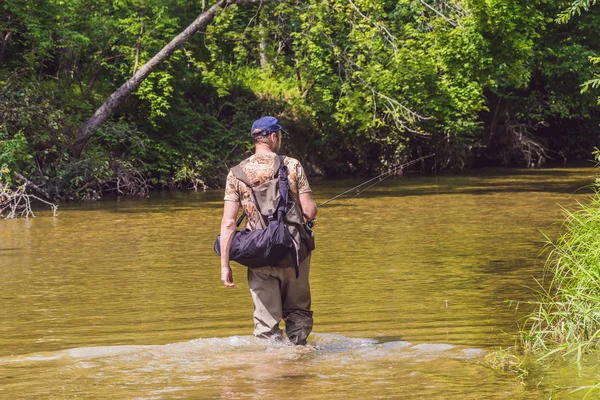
1,166,599,399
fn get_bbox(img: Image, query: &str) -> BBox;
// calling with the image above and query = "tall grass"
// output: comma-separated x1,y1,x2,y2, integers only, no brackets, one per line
486,167,600,393
521,192,600,362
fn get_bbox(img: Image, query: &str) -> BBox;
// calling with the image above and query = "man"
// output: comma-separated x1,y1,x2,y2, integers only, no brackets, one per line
219,116,317,345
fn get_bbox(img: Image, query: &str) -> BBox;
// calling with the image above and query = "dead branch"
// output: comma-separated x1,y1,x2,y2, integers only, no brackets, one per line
1,170,58,219
506,121,549,167
419,0,464,28
111,161,151,197
74,161,152,200
13,172,52,200
133,23,144,75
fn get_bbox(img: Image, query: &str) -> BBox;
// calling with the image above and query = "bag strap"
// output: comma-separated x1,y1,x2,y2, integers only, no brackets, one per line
274,155,299,278
230,165,251,188
276,155,288,217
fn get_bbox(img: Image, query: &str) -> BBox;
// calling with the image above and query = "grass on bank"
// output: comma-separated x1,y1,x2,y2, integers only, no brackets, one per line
485,169,600,395
522,193,600,362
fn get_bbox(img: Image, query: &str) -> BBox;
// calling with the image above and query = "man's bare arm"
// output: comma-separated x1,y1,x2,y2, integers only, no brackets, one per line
299,192,317,220
220,200,240,288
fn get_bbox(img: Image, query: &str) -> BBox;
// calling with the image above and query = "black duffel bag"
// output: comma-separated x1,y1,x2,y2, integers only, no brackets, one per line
214,155,298,273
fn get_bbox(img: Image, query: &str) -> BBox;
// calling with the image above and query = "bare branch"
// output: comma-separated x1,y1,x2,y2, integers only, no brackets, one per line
13,172,52,200
133,23,144,75
1,170,58,219
444,0,471,18
419,0,463,28
347,0,398,55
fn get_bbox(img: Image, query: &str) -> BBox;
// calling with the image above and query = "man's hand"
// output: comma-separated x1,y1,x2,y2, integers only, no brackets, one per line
221,265,235,288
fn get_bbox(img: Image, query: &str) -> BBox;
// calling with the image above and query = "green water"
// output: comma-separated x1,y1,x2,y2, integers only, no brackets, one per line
1,166,599,399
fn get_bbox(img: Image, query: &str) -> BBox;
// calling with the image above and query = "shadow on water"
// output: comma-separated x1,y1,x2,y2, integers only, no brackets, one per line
317,166,595,198
50,167,595,215
315,179,594,201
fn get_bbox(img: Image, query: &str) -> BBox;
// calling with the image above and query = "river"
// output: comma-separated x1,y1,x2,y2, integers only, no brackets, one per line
1,166,598,399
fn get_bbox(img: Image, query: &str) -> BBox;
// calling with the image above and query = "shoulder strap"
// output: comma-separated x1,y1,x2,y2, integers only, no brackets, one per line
231,165,252,187
230,166,251,228
273,155,282,177
275,155,299,277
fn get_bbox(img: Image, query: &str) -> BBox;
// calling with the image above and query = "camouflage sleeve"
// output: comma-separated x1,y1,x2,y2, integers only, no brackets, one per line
296,162,312,194
223,170,240,202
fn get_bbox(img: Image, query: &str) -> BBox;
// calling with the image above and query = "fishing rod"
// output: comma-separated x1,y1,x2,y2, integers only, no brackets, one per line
305,154,435,229
235,154,435,227
316,154,435,208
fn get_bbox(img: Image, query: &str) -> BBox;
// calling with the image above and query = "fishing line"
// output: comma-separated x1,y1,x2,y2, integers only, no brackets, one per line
344,154,436,203
235,154,435,228
316,154,435,208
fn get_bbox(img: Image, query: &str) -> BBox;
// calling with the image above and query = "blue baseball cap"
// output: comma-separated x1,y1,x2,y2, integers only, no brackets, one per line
250,116,289,137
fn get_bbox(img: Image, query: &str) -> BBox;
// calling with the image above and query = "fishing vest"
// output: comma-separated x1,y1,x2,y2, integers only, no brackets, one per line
214,155,315,277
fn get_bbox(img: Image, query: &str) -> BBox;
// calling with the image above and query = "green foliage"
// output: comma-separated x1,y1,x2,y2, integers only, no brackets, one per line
0,131,31,173
557,0,599,23
581,56,600,105
555,0,600,107
521,151,600,359
0,78,68,176
1,0,600,198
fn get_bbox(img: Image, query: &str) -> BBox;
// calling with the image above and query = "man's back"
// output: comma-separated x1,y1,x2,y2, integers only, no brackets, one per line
224,153,312,230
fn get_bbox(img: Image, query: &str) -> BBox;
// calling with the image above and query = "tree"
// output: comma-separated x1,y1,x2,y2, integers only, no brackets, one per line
74,0,264,156
557,0,600,106
2,0,599,201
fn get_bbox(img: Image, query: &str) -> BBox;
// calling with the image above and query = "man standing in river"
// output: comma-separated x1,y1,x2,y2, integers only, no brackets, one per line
219,116,318,345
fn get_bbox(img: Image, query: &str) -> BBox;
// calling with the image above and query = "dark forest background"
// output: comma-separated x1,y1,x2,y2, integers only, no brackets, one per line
1,0,599,200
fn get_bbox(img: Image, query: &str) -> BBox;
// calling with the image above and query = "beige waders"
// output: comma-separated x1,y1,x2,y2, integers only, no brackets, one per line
247,255,313,345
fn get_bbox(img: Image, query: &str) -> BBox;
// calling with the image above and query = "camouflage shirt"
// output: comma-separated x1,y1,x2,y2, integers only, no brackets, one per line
224,153,312,230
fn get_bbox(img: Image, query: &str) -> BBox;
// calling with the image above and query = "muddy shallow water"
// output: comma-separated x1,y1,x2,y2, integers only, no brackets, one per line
1,166,598,399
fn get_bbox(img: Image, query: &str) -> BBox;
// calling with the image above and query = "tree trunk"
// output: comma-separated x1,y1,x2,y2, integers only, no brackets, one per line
133,23,144,75
0,31,12,63
259,23,268,69
73,0,264,157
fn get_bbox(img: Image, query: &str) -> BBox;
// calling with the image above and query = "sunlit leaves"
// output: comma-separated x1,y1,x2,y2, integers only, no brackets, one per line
557,0,599,23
